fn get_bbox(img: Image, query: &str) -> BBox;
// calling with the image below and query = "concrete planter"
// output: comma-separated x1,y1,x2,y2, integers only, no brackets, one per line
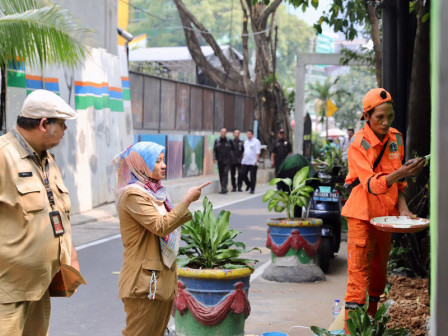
262,218,325,282
174,267,253,336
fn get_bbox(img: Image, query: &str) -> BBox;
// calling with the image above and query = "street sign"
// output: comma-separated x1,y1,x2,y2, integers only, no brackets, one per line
327,99,338,117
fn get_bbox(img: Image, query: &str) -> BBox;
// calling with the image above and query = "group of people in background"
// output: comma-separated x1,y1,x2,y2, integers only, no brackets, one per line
213,128,261,194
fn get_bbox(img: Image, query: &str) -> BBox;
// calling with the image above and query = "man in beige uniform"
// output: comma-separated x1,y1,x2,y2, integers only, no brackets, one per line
0,90,86,336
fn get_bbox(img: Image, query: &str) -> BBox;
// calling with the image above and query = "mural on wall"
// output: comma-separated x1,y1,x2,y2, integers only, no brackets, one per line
183,135,203,177
138,134,167,148
204,135,219,175
5,47,134,214
167,135,183,180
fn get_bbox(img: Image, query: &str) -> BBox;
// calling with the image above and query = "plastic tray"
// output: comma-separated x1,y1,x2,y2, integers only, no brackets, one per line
370,216,429,233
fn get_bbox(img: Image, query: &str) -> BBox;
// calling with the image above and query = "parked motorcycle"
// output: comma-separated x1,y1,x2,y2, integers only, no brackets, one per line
308,167,344,273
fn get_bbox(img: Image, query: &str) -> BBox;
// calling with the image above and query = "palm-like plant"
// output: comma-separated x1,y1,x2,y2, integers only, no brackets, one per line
307,77,349,138
178,197,259,270
0,0,91,131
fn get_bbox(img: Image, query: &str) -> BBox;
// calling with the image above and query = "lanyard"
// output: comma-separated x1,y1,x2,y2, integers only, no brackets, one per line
11,129,56,211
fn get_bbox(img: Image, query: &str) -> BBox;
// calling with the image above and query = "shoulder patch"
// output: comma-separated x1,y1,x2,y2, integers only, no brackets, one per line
395,133,403,146
361,138,371,151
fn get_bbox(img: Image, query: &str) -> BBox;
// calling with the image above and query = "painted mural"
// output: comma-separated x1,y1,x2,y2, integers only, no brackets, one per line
5,47,134,214
204,135,219,175
167,135,184,180
183,135,203,177
138,134,167,148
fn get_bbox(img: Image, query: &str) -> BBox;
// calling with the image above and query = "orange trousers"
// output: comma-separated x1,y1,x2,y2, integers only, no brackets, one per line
345,217,392,305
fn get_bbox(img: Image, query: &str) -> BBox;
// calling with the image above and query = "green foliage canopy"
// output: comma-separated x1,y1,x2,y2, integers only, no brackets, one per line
333,66,377,130
127,0,314,88
0,0,91,68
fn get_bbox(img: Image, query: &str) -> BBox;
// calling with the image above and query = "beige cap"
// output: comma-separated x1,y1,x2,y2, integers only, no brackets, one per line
20,89,78,120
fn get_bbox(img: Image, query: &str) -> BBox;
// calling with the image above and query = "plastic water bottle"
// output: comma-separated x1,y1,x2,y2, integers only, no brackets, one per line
332,299,341,321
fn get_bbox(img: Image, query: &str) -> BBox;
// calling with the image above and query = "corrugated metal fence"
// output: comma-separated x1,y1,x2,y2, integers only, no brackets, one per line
129,71,254,132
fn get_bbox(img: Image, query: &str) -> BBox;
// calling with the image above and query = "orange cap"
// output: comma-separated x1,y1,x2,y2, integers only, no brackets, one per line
361,88,393,120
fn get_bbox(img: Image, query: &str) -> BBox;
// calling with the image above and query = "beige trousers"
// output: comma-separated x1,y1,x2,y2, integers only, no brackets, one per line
122,298,173,336
0,290,50,336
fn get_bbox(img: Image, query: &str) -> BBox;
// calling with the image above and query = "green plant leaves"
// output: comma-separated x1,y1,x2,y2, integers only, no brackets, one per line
177,197,258,270
293,166,309,189
262,189,276,202
264,167,316,219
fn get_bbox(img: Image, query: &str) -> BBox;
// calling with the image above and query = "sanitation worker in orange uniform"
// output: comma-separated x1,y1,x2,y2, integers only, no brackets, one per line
341,88,425,333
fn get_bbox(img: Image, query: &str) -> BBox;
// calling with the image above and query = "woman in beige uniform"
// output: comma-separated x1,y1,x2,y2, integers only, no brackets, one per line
113,142,209,336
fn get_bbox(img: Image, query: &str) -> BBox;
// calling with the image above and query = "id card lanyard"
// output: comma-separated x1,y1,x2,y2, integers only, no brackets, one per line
11,129,65,237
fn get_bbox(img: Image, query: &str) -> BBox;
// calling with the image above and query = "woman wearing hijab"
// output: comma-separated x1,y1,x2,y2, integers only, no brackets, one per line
113,142,209,336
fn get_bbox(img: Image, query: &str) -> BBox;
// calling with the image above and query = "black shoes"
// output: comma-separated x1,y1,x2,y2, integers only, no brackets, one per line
249,190,254,194
218,190,228,194
245,186,250,191
231,188,237,192
238,188,243,192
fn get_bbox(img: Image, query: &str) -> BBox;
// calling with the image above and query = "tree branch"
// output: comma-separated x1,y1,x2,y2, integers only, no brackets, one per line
173,0,239,78
365,2,382,86
240,0,251,93
260,0,282,29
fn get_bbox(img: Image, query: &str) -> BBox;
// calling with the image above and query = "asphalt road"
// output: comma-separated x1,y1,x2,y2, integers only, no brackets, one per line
49,195,273,336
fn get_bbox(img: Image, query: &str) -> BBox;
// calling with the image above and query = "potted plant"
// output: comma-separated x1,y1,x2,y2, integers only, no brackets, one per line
174,197,259,336
262,166,324,282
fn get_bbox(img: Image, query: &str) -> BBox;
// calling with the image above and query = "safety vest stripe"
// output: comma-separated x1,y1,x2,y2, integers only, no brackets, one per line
395,133,403,146
361,139,371,151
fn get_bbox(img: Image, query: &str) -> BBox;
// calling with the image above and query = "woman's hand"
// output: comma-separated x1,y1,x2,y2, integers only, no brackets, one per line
183,182,211,204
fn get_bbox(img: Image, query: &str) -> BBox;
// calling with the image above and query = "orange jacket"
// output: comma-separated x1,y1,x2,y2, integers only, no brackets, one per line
341,124,407,221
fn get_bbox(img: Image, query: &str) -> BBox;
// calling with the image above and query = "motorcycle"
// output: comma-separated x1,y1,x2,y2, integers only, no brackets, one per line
307,167,344,273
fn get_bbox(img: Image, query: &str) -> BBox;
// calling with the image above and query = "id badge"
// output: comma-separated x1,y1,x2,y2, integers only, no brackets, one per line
49,211,65,237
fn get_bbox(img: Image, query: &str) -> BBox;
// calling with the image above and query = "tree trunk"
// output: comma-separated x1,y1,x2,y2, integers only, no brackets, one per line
405,0,430,217
174,0,291,149
366,3,383,87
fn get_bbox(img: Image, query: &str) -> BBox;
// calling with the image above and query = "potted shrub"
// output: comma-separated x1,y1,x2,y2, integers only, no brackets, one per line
262,166,324,282
174,197,259,336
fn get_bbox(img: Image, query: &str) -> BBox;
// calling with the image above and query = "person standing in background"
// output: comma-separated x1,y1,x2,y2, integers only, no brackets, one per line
241,130,261,194
230,129,244,192
270,129,292,175
341,128,355,161
213,128,234,194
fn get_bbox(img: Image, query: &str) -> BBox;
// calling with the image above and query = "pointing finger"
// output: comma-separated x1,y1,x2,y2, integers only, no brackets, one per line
198,182,211,189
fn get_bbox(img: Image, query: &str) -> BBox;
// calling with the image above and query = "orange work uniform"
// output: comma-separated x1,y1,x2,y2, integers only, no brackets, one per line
341,123,406,311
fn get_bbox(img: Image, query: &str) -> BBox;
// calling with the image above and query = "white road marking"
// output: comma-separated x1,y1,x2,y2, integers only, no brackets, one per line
250,260,271,282
76,234,121,250
213,193,262,210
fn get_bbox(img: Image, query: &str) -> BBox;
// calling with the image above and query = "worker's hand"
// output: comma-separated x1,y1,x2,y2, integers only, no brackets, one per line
183,182,211,204
399,157,425,178
399,208,417,218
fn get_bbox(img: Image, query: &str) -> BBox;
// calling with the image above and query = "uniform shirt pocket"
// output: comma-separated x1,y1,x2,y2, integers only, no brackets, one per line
15,179,46,213
133,259,175,301
55,179,72,214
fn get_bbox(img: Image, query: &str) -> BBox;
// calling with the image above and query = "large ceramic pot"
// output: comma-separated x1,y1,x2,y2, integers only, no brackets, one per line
174,267,253,336
262,218,325,282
